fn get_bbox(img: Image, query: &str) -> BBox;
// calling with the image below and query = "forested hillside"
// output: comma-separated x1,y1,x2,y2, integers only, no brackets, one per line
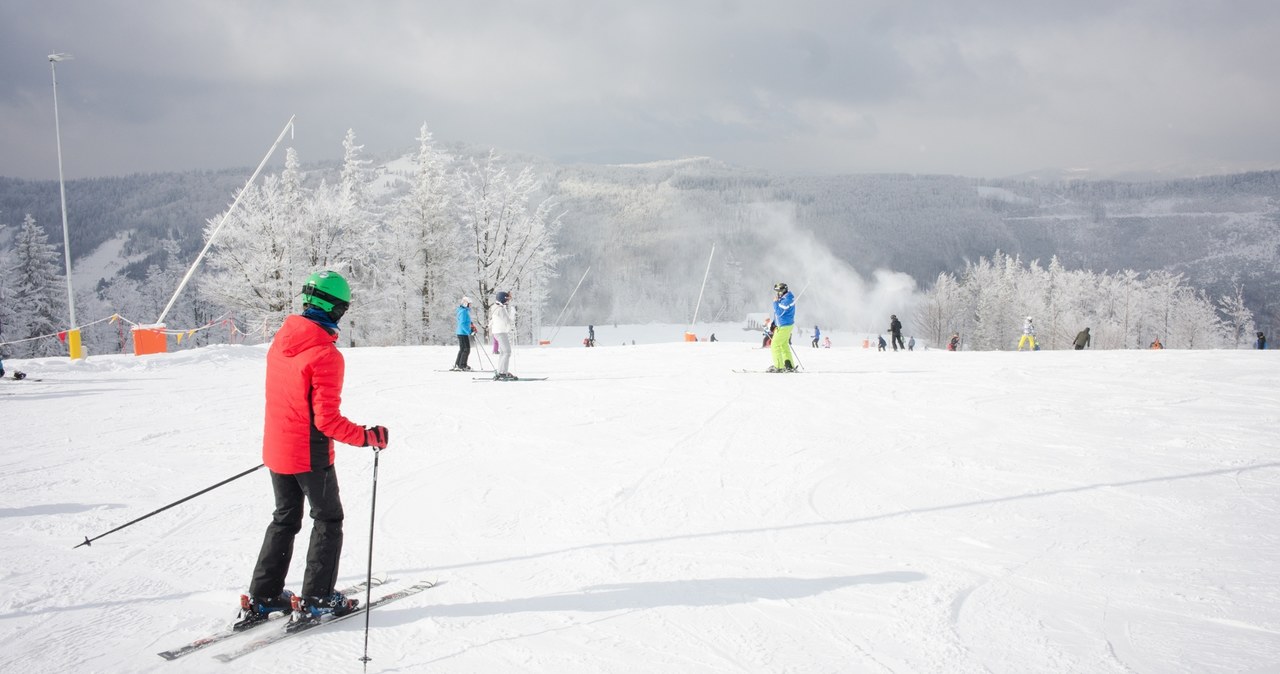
544,161,1280,332
2,155,1277,354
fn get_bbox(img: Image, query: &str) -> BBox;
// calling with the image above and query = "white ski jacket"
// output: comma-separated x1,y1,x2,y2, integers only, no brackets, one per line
489,302,515,335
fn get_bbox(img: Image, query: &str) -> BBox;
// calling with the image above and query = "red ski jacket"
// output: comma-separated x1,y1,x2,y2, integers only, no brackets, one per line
263,315,366,474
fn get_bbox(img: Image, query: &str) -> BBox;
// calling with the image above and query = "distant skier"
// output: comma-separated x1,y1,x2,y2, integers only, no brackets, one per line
1018,316,1037,351
889,315,904,351
822,336,831,348
452,297,476,371
240,270,389,629
489,290,518,380
948,332,960,351
768,282,796,372
709,333,718,342
877,335,887,352
587,324,596,347
811,325,821,348
1073,327,1091,350
1150,336,1164,349
907,336,916,351
1256,331,1267,350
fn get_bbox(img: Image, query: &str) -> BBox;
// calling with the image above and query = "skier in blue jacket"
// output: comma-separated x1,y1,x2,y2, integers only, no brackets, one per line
452,297,476,371
769,282,796,372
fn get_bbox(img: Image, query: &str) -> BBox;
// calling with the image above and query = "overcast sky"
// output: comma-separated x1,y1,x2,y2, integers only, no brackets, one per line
3,0,1279,180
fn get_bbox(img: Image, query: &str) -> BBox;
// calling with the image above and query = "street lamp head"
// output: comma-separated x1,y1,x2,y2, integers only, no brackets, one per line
48,52,73,63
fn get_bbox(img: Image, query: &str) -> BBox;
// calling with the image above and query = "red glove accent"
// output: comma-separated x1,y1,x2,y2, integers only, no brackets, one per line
365,426,389,449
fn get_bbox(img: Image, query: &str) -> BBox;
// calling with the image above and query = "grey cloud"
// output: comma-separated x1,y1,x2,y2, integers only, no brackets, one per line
2,0,1278,180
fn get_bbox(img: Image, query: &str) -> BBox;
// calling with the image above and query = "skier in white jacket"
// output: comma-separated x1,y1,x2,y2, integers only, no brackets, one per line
1018,316,1037,351
488,291,517,380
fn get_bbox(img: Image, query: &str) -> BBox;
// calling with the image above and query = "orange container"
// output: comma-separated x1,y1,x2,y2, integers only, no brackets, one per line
132,326,168,356
684,332,698,342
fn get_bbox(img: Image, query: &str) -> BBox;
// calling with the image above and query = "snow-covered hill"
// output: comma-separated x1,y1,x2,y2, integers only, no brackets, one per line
2,336,1277,672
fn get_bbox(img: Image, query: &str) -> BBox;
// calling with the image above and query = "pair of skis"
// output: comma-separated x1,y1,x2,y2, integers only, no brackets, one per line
157,578,437,662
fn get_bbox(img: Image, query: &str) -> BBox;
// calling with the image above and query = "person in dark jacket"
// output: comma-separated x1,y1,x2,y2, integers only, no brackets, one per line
1073,327,1091,350
1256,331,1267,350
240,270,390,628
888,315,904,351
948,332,960,351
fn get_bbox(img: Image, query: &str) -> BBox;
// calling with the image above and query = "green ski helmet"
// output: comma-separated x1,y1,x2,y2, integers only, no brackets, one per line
302,270,351,315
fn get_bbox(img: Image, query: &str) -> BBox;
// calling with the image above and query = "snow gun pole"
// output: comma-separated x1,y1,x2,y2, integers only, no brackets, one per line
546,266,591,344
74,464,264,549
359,448,383,669
689,243,716,329
155,115,296,325
794,278,812,299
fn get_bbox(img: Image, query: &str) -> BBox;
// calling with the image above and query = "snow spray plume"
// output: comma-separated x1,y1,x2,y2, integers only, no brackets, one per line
74,464,264,549
751,202,924,332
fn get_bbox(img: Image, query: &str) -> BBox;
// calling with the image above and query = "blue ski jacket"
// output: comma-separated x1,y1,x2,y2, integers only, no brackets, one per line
456,305,473,336
773,292,796,327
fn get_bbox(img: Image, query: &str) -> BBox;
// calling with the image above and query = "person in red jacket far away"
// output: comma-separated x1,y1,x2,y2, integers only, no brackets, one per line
236,270,390,629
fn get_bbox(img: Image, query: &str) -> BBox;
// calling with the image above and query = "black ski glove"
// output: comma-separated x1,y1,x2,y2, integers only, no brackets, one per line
364,426,389,449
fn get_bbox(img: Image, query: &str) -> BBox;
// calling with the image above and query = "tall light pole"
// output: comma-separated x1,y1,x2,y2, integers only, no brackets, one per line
49,52,81,359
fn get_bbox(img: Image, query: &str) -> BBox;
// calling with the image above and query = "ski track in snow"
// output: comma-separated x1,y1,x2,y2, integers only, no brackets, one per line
2,339,1280,672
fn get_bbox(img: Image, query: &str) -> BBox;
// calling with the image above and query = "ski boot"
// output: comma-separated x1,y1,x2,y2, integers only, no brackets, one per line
289,591,359,629
234,590,295,631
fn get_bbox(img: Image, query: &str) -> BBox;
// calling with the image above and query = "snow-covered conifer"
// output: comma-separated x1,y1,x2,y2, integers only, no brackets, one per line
10,214,67,357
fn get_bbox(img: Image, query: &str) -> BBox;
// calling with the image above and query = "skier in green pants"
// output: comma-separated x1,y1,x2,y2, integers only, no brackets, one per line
768,282,796,372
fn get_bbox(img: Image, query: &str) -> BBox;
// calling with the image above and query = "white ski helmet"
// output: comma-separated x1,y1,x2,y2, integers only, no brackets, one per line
460,296,472,307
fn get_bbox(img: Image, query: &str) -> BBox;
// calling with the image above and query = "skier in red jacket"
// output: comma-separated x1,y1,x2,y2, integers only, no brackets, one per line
238,270,390,628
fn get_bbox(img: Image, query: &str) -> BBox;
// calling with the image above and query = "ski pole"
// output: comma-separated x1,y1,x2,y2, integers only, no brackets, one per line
359,448,382,668
790,344,804,371
473,333,496,371
74,463,264,549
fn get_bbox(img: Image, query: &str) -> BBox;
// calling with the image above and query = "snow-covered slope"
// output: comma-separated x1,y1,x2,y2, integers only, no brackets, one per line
1,337,1277,672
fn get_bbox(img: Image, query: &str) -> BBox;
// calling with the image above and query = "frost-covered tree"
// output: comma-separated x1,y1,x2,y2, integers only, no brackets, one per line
919,253,1236,350
1217,282,1255,348
384,124,464,344
330,130,386,346
458,151,562,342
200,174,301,339
914,270,966,346
10,214,67,357
0,219,13,348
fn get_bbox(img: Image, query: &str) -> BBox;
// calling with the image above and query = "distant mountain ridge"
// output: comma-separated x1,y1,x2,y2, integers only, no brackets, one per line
2,157,1278,333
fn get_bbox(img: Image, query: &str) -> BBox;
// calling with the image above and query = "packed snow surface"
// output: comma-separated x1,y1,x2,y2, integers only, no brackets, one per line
2,329,1278,673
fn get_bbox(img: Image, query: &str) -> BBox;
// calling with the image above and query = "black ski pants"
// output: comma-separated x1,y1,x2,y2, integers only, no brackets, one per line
891,333,905,351
454,334,471,369
250,465,344,599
